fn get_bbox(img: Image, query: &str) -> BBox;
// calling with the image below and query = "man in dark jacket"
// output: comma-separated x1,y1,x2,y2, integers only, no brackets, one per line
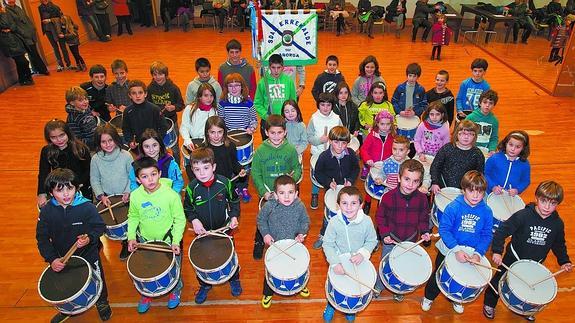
0,6,33,85
412,0,435,42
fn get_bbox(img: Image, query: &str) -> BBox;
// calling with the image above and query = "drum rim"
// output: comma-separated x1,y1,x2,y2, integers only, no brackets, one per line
328,254,377,295
264,239,310,278
96,194,129,230
265,267,310,296
486,192,526,222
38,255,96,305
131,263,180,297
431,204,440,228
188,234,236,272
127,240,177,282
497,272,549,316
325,278,372,314
504,259,558,304
378,258,415,294
324,185,343,213
444,247,492,288
395,115,421,128
436,261,485,303
387,242,433,286
434,187,462,211
195,253,239,285
228,129,254,149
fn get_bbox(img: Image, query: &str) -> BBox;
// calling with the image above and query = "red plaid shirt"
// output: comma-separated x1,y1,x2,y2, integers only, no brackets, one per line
376,187,430,241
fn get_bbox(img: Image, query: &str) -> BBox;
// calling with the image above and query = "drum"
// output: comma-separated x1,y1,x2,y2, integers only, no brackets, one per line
379,241,432,294
181,139,205,167
455,110,473,126
396,115,420,141
228,129,254,165
436,246,492,303
348,136,360,153
365,161,385,200
264,239,310,295
310,154,324,188
431,187,462,228
413,154,434,193
127,240,180,297
95,116,104,127
499,260,557,316
325,253,377,314
109,115,123,137
486,192,525,232
163,118,177,148
324,185,344,221
478,146,490,160
38,256,103,315
188,234,239,285
297,154,303,184
259,196,267,210
95,195,129,240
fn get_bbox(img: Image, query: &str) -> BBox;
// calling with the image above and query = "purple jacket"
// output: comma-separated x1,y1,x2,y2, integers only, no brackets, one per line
431,22,452,46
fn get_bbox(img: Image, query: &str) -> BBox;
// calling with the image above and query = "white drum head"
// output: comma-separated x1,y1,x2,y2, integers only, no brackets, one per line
413,154,434,170
445,246,492,287
348,136,360,152
311,154,319,169
396,115,421,130
507,260,557,305
369,166,383,183
389,242,433,286
265,239,310,279
328,253,377,295
487,192,525,222
324,185,344,213
434,187,462,212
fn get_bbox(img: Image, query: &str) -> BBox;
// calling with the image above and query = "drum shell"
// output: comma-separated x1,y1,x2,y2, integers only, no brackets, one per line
163,118,177,148
95,195,129,240
379,242,432,294
395,116,420,141
323,185,343,221
188,235,239,285
229,129,254,165
431,187,462,228
325,278,373,314
365,164,385,200
264,240,310,296
310,154,324,188
127,241,180,297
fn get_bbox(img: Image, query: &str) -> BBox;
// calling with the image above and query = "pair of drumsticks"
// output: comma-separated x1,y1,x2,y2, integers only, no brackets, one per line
268,237,306,261
97,199,125,224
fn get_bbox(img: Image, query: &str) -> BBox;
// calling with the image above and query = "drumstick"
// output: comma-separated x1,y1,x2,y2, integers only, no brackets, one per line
98,200,125,214
263,183,272,193
271,242,296,261
531,269,566,287
136,242,173,250
61,234,88,264
468,260,502,272
229,131,248,137
343,271,379,293
136,244,174,253
230,173,241,182
471,263,499,295
392,233,439,259
501,262,534,289
227,135,240,143
267,237,306,261
107,205,117,223
501,192,514,216
391,240,423,256
323,126,328,150
202,231,230,239
437,191,455,202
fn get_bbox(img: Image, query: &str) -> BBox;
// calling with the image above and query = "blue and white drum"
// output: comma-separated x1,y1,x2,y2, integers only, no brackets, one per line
310,154,324,188
95,195,129,240
478,146,490,161
265,239,310,295
436,246,492,303
396,115,420,141
127,240,180,297
109,115,123,137
38,256,103,315
365,161,385,200
324,185,343,221
325,253,377,314
181,138,205,166
348,136,360,153
163,118,177,148
486,192,525,232
431,187,462,227
379,241,432,294
499,260,557,316
412,154,434,194
229,129,254,165
189,234,239,285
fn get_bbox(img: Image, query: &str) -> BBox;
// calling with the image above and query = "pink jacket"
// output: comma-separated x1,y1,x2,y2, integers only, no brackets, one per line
413,121,450,156
112,0,130,16
360,130,394,163
431,22,452,46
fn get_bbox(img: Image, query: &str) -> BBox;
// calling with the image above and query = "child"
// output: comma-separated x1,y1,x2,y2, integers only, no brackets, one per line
217,73,258,134
421,170,493,314
411,0,435,42
360,110,396,182
36,168,112,323
147,61,185,165
258,175,310,308
413,101,451,160
322,186,378,322
282,100,308,156
127,157,186,313
313,126,360,248
80,64,109,121
185,57,222,105
351,55,386,106
464,89,499,155
549,15,575,63
184,147,242,304
60,14,86,72
105,59,131,115
384,0,407,38
90,124,133,260
251,114,302,259
180,83,218,150
311,55,346,103
307,93,343,209
358,81,395,136
378,135,411,195
430,120,484,194
333,81,360,137
375,159,431,301
254,54,297,140
218,39,257,99
37,119,92,208
456,58,490,118
425,70,455,124
391,63,427,118
65,86,98,149
485,130,530,196
122,80,167,148
430,13,452,60
482,181,572,320
129,129,184,192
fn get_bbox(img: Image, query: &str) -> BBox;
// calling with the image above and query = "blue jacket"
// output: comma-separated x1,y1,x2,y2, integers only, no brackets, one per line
129,156,184,193
391,81,427,116
455,77,490,112
315,148,360,188
437,195,493,256
485,152,530,194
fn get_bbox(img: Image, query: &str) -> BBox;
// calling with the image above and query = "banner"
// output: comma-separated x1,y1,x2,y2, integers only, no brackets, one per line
259,10,318,66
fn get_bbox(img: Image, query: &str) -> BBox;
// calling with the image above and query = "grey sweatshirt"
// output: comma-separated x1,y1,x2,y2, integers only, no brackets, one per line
90,147,133,197
257,198,310,241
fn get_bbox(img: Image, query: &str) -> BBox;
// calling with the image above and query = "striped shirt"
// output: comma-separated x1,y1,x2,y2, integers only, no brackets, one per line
217,98,258,131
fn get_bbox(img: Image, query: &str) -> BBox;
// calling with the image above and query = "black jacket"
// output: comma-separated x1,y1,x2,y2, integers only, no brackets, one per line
122,101,167,143
333,100,360,134
315,148,360,188
0,12,26,57
146,79,185,122
5,4,38,46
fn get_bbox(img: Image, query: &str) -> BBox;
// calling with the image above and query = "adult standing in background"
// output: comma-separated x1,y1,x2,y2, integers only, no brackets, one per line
112,0,133,35
38,0,71,71
134,0,152,27
94,0,112,40
0,4,33,85
75,0,109,42
5,0,49,75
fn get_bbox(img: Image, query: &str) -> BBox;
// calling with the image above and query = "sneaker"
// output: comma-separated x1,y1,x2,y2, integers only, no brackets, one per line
167,290,181,309
66,66,77,71
452,302,464,314
310,194,319,209
421,297,433,311
241,188,251,203
393,294,404,302
483,305,495,319
120,241,129,260
261,295,272,308
96,301,112,321
56,65,64,72
50,312,70,323
525,315,536,321
137,296,152,313
345,313,356,322
313,236,323,249
323,304,335,321
194,285,212,304
230,279,242,297
253,241,264,260
299,287,310,298
360,167,368,181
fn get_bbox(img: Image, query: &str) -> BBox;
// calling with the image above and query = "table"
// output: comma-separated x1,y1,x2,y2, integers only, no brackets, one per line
460,4,515,43
443,4,463,43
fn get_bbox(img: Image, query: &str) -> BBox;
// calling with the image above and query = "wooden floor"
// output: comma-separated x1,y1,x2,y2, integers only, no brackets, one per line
1,26,575,322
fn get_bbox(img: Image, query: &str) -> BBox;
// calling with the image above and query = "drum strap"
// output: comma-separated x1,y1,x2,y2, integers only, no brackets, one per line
510,243,543,263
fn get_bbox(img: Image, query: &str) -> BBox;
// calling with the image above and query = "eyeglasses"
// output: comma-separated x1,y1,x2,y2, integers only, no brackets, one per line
227,84,242,89
458,130,475,137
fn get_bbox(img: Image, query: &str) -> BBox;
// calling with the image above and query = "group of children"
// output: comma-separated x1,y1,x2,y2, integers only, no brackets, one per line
35,39,572,323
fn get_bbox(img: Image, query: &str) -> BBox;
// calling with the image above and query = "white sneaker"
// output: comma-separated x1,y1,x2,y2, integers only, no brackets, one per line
452,302,464,314
421,297,433,311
